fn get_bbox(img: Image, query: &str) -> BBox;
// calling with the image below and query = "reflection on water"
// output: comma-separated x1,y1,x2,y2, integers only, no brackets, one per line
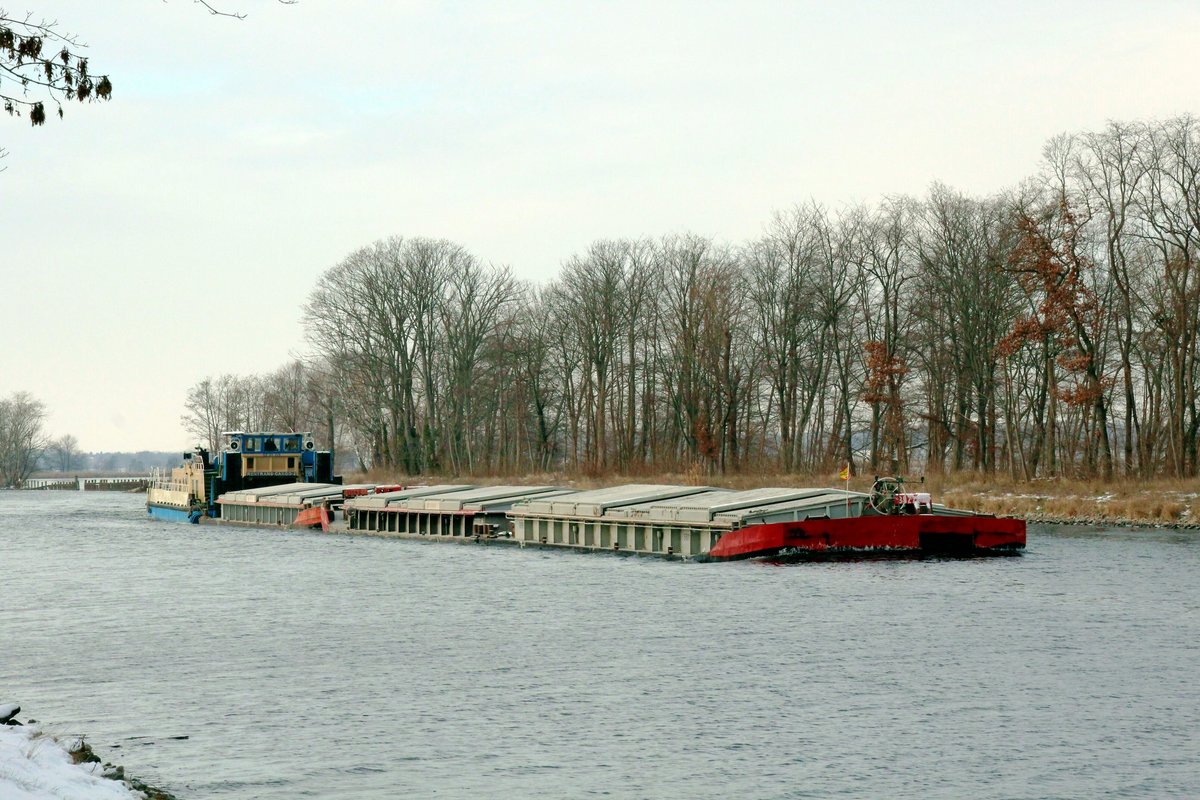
2,491,1198,799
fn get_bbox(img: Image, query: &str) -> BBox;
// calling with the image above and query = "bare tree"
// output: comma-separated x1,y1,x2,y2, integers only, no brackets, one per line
263,360,310,432
746,207,823,472
1070,121,1149,476
48,433,80,472
1134,116,1200,476
305,236,515,474
181,377,225,452
656,233,750,473
913,185,1018,473
558,240,631,471
508,285,564,470
0,391,48,486
441,256,517,473
181,373,273,451
853,199,917,474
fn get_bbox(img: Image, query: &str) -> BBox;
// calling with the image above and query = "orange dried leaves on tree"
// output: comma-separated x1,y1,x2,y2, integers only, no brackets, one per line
1002,200,1106,407
861,340,907,404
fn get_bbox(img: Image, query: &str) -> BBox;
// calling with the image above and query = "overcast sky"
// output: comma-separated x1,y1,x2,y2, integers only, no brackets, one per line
2,0,1198,452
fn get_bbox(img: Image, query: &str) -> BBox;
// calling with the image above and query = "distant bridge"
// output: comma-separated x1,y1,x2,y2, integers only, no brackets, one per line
23,476,151,490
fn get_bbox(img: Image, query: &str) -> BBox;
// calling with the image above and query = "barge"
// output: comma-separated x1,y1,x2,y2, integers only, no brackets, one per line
146,431,338,522
199,471,1024,560
324,478,1025,560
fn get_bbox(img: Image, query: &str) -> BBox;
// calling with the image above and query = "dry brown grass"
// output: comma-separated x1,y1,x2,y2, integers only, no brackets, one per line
344,467,1200,526
938,475,1200,525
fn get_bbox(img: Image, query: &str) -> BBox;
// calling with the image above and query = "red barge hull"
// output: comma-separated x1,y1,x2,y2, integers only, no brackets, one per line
701,515,1025,562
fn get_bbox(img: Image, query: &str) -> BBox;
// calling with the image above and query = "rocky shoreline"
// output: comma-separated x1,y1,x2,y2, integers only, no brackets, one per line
938,486,1200,530
1024,515,1200,530
68,738,178,800
0,704,177,800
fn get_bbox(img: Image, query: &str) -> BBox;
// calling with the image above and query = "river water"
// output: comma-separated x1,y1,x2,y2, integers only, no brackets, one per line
1,491,1197,799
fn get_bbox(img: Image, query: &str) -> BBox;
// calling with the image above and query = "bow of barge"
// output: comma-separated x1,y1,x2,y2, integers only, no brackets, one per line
699,513,1025,561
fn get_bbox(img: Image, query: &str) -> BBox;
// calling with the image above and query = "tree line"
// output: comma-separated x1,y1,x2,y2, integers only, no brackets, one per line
182,115,1200,481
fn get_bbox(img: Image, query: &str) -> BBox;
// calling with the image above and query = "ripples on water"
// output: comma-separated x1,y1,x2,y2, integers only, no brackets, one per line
1,491,1198,799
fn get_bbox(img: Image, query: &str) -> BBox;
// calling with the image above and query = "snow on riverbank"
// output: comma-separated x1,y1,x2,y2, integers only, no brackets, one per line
0,724,139,800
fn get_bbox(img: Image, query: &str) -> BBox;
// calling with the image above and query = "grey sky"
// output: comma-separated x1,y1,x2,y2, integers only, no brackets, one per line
3,0,1197,452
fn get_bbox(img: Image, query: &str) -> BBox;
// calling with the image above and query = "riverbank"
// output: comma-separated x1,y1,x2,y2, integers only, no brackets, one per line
933,476,1200,528
0,710,176,800
347,469,1200,529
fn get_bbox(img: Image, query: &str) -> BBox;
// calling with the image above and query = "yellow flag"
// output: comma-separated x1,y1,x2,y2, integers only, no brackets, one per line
837,463,850,481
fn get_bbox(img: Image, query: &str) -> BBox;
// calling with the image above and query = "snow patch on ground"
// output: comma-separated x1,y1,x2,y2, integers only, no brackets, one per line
0,724,139,800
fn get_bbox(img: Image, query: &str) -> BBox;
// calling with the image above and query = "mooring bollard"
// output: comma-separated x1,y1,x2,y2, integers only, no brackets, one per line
667,546,674,556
